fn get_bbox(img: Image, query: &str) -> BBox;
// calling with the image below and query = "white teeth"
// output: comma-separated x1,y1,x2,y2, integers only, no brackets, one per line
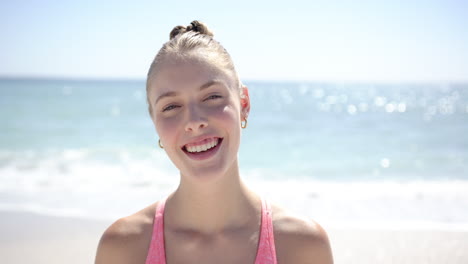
186,138,219,153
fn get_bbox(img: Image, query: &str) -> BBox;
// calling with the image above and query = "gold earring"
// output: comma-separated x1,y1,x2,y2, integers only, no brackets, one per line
241,118,248,129
158,139,164,149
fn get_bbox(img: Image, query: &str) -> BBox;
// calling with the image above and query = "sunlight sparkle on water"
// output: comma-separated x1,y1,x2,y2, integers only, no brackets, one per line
397,102,407,113
380,158,390,168
374,96,387,107
347,104,357,115
385,103,396,113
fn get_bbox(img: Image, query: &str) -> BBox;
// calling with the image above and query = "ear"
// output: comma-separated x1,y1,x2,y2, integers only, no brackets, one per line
240,85,250,120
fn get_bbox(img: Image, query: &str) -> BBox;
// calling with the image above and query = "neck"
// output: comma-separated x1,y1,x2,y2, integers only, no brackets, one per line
165,162,261,235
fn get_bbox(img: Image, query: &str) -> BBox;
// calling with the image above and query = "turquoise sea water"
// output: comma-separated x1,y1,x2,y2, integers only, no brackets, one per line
1,78,467,229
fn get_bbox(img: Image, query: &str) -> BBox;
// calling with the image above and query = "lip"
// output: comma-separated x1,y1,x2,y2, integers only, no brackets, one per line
182,136,216,148
181,137,223,161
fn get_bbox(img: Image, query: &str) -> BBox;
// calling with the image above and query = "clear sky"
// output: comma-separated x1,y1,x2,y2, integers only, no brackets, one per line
1,0,467,82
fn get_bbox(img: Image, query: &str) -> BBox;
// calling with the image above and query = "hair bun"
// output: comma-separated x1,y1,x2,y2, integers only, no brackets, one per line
169,25,187,40
169,20,214,40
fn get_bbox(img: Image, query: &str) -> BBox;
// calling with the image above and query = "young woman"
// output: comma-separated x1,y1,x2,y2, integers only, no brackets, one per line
95,20,333,264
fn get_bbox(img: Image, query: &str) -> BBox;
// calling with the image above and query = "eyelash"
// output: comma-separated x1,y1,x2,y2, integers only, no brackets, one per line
204,94,223,101
161,95,223,112
162,105,179,112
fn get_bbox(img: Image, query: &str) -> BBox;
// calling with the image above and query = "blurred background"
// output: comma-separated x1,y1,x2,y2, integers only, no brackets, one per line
1,0,468,231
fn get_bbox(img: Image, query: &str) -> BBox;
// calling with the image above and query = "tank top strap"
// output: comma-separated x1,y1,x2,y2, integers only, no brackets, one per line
145,197,167,264
145,196,277,264
254,197,278,264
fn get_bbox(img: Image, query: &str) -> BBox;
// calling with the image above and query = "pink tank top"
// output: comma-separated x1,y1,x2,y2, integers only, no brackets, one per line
145,197,277,264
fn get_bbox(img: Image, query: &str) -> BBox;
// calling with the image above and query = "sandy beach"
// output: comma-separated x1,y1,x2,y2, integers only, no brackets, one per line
1,211,467,264
1,211,110,264
328,227,468,264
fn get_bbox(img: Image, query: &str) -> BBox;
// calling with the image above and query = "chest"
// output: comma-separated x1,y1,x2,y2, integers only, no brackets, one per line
164,228,260,264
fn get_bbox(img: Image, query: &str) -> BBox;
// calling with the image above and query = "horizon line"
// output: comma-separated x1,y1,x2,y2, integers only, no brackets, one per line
1,74,468,85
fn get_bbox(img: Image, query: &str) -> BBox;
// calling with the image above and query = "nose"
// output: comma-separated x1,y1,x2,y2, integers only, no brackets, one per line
184,104,208,132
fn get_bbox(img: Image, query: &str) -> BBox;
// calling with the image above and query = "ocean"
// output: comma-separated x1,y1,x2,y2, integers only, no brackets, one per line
1,78,467,230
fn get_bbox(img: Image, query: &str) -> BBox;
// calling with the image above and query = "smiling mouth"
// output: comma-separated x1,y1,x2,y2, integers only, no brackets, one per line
182,137,223,157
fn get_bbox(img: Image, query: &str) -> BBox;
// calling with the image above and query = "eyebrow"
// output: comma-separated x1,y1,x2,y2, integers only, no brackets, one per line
154,80,224,105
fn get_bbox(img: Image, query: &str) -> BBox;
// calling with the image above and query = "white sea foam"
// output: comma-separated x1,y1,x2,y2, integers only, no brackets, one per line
1,149,467,230
246,177,468,231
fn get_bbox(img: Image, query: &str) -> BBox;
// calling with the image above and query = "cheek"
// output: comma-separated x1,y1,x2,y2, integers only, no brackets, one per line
155,117,181,142
218,105,243,154
215,104,240,127
218,106,242,146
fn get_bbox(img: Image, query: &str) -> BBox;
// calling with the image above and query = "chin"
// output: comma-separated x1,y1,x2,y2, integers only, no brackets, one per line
182,167,225,183
179,159,238,184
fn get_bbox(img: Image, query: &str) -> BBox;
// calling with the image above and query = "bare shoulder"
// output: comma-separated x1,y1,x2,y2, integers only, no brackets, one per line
271,204,334,264
95,202,158,264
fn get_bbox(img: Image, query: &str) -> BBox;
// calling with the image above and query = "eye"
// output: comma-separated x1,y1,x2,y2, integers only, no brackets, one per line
162,104,179,112
204,94,223,101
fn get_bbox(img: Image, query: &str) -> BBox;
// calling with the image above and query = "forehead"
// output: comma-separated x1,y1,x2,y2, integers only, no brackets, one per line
149,55,236,96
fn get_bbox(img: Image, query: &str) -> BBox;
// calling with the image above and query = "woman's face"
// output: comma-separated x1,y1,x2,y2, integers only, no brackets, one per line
148,55,250,182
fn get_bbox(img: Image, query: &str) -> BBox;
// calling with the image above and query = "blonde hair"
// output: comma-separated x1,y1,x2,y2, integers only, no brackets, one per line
146,20,241,115
146,20,241,116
